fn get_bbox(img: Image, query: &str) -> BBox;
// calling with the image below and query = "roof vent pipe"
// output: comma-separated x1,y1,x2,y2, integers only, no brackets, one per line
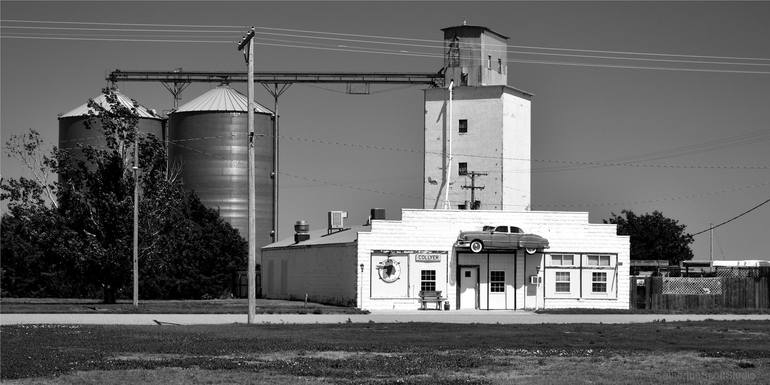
294,220,310,243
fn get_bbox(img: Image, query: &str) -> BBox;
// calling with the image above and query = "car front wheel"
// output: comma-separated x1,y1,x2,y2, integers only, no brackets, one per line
470,240,484,253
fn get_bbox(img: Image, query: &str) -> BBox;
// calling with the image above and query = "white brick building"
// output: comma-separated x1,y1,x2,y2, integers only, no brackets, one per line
262,209,630,310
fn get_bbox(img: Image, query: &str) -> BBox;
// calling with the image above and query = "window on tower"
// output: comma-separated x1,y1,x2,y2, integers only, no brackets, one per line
487,55,492,69
498,58,502,73
458,119,468,133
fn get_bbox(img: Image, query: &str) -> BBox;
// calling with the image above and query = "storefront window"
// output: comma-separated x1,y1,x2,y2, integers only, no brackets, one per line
587,255,611,266
555,272,570,292
490,271,505,292
592,272,607,293
421,270,436,291
550,254,574,266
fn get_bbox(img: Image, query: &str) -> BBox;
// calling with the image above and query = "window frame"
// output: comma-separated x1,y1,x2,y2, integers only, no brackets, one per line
487,55,492,70
550,254,575,267
586,255,612,267
458,119,468,134
555,271,571,293
490,270,505,293
458,162,468,176
591,272,608,293
421,269,436,292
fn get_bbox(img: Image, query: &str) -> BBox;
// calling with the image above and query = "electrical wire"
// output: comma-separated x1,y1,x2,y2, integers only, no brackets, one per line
5,24,770,68
6,33,769,75
5,19,769,63
57,131,770,170
532,181,770,209
691,197,770,236
57,133,769,209
4,21,770,74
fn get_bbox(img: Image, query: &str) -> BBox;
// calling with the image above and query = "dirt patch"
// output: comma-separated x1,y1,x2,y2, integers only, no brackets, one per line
2,368,335,385
463,352,768,385
110,350,401,363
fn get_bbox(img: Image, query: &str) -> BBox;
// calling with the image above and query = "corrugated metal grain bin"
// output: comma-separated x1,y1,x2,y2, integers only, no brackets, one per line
168,84,274,244
58,90,165,167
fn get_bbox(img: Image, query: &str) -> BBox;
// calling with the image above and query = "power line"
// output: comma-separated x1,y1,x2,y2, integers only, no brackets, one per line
5,19,769,63
5,33,770,75
5,25,770,68
6,33,770,75
535,128,770,173
691,197,770,236
4,21,770,74
58,131,770,171
133,133,770,209
532,181,770,209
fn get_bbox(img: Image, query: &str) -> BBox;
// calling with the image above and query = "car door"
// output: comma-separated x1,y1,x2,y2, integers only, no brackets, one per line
509,226,522,247
492,226,509,248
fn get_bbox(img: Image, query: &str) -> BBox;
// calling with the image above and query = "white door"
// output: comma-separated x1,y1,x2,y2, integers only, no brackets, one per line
459,267,478,309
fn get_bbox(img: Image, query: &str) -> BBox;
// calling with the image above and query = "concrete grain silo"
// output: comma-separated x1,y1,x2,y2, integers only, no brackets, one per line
58,89,165,166
168,84,274,244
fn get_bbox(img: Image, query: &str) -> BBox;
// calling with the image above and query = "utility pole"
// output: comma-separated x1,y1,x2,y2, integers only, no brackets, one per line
461,171,487,209
238,27,256,324
132,120,139,307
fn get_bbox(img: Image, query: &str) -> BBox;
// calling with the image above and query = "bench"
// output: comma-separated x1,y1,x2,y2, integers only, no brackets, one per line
418,290,445,310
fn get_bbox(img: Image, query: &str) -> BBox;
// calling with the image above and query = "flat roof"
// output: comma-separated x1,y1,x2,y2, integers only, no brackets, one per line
262,225,369,250
424,84,534,99
441,25,509,40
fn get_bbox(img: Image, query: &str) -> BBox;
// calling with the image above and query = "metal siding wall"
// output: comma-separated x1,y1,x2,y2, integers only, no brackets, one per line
58,116,165,170
168,111,273,247
262,245,358,306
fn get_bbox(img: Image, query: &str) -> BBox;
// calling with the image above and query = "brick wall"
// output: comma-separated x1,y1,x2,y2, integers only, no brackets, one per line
357,209,630,310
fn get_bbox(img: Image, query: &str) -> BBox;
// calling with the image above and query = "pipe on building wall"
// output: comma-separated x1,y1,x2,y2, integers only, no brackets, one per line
443,79,454,209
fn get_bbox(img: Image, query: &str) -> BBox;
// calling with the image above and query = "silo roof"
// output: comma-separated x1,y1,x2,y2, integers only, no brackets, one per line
60,91,162,119
174,85,273,114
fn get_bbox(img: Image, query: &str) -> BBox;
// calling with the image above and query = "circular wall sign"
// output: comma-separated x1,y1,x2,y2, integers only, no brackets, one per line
376,259,401,283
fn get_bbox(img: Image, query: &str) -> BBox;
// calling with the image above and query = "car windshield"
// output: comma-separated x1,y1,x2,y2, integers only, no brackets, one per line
482,226,495,231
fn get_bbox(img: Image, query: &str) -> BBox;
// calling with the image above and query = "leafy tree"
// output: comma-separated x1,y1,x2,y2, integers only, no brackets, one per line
604,210,694,265
1,89,246,302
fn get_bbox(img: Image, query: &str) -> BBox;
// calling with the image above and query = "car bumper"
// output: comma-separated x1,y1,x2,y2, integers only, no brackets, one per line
455,240,472,248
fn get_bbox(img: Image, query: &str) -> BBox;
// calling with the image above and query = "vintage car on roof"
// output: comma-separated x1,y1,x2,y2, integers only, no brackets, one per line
455,225,549,254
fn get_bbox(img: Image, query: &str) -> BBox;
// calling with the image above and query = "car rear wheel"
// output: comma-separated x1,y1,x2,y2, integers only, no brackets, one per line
525,248,537,255
470,240,484,253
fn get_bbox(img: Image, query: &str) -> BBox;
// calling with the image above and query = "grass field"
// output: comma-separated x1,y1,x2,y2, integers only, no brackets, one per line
0,298,365,315
2,320,769,384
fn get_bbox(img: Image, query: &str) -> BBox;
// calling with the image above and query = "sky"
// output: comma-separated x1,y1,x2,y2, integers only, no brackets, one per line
2,1,769,261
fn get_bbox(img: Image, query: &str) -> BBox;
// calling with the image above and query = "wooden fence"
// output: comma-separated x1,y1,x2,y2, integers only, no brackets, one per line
630,276,769,311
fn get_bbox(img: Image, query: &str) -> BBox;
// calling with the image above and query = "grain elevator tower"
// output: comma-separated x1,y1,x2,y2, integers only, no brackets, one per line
424,24,532,211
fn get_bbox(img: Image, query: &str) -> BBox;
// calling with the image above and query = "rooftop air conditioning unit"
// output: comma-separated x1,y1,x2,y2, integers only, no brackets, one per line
328,211,348,232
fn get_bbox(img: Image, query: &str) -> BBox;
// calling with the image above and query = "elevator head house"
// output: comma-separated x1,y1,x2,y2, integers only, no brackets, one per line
260,24,630,311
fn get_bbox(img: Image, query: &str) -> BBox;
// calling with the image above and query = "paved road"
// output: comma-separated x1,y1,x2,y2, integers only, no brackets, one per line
2,312,770,325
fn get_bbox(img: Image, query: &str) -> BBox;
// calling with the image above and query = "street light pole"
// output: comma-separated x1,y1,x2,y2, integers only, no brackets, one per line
238,28,257,324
